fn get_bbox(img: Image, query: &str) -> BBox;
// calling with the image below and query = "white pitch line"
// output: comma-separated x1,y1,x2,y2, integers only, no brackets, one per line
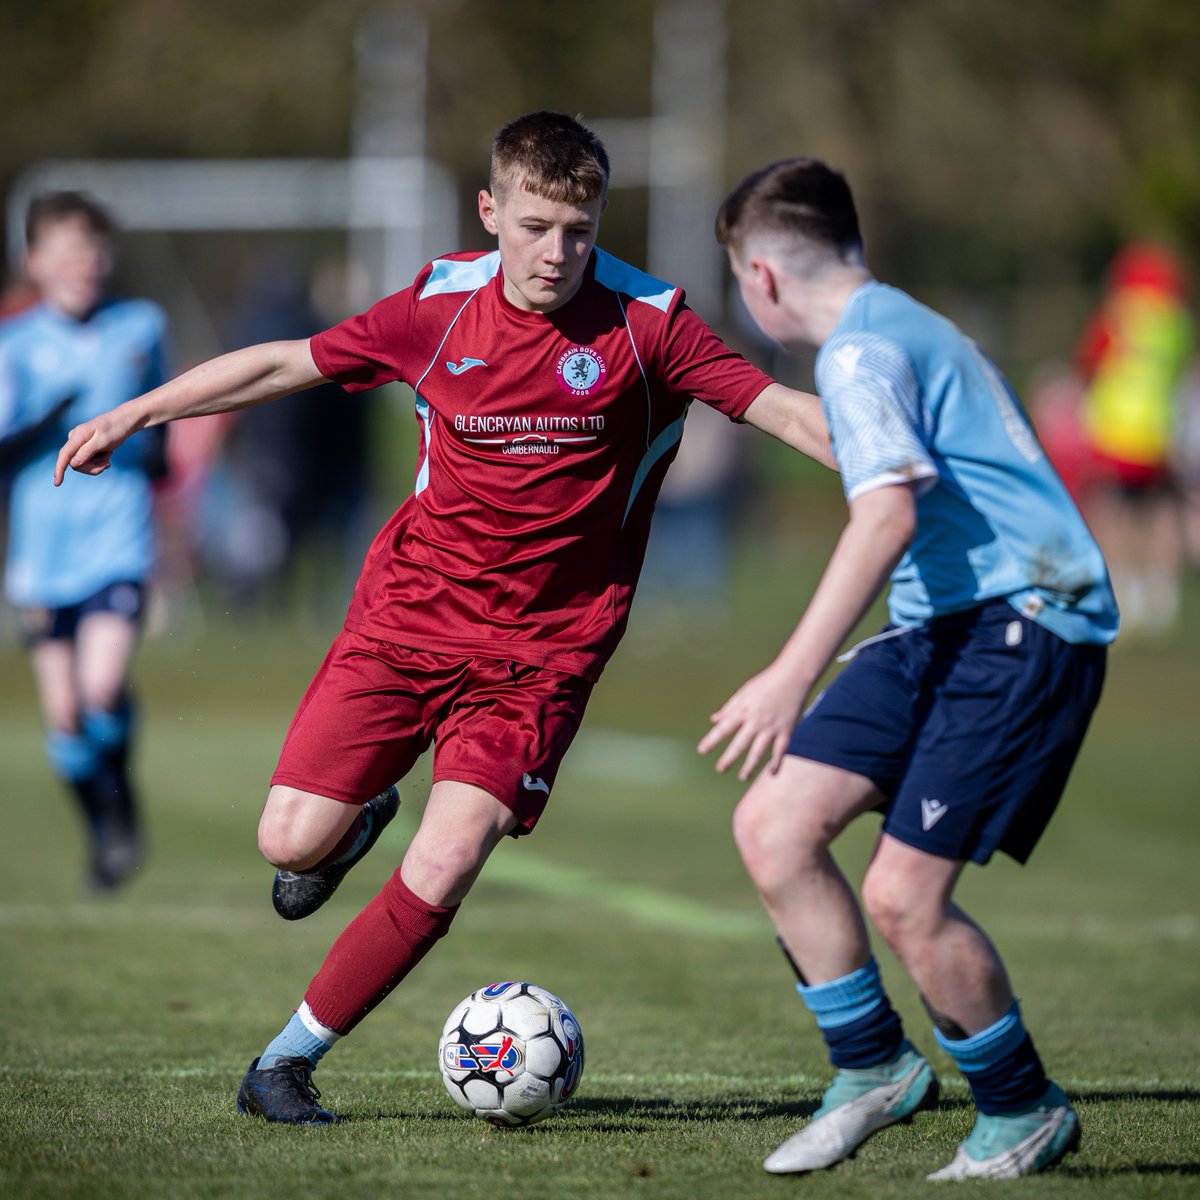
0,724,1195,945
0,894,1195,945
479,847,767,940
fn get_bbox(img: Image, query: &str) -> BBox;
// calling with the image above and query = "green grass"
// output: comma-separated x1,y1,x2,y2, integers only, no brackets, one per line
1,536,1198,1198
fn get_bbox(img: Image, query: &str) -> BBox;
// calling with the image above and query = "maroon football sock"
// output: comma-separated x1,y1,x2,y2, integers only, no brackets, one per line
303,869,458,1034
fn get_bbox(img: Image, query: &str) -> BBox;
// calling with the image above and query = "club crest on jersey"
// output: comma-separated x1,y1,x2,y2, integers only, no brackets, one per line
443,1036,523,1074
556,346,606,396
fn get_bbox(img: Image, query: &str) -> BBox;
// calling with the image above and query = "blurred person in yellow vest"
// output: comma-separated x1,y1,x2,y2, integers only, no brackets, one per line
1076,241,1194,635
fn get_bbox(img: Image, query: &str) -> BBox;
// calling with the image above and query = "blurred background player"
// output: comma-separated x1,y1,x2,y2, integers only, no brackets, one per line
1074,241,1194,636
636,399,749,636
0,192,170,890
195,252,373,618
55,113,833,1124
702,158,1117,1181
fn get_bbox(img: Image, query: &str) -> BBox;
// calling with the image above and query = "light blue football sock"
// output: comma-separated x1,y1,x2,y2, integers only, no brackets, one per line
258,1002,341,1069
799,959,889,1029
44,729,98,783
81,704,133,756
933,1001,1026,1072
798,958,905,1069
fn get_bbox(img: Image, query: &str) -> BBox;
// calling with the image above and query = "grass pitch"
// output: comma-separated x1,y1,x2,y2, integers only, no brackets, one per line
1,537,1197,1198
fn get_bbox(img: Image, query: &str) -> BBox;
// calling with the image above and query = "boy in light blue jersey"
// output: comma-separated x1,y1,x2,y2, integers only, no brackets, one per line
701,158,1117,1181
0,191,169,889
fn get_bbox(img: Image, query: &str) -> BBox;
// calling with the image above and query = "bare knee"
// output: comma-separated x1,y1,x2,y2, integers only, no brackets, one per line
732,794,779,889
257,787,356,871
861,863,938,954
863,836,967,960
258,812,315,870
732,787,826,899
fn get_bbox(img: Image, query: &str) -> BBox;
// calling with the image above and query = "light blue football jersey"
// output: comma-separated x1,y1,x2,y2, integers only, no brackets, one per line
816,281,1118,645
0,298,169,608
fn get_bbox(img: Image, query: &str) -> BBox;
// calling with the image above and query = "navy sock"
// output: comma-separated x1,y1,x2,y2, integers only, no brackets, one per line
82,706,138,831
45,729,104,830
799,959,905,1069
934,1000,1048,1115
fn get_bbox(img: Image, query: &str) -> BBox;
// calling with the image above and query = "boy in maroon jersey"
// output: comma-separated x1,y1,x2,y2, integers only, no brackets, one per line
56,111,832,1123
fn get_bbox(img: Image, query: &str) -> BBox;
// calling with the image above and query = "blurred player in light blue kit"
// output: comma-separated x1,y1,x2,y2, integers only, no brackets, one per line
702,159,1117,1180
0,192,169,890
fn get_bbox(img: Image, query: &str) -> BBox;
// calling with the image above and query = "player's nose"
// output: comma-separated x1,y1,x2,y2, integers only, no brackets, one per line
544,229,567,264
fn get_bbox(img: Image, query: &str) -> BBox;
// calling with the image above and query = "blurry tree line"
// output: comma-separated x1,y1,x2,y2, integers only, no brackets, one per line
2,0,1198,625
2,0,1197,371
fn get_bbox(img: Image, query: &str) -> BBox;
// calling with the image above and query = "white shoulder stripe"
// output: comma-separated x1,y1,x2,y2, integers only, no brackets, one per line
419,252,502,300
593,248,676,313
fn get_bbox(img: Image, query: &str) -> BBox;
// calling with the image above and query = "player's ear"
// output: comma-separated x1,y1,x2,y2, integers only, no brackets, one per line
750,256,780,305
478,189,500,236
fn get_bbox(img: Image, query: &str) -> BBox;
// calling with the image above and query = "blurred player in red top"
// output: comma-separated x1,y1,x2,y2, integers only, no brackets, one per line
1075,241,1194,634
57,111,833,1123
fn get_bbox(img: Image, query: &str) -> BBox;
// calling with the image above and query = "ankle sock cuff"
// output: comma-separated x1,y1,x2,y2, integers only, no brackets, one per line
82,705,133,751
296,1000,342,1045
45,730,98,782
934,1000,1025,1072
798,959,885,1028
260,1002,340,1068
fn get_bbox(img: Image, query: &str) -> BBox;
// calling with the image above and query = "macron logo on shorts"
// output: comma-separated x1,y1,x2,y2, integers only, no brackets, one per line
522,773,550,795
920,798,949,831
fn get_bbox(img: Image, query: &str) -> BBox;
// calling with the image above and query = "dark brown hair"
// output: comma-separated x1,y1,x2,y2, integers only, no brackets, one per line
26,191,115,248
716,158,862,260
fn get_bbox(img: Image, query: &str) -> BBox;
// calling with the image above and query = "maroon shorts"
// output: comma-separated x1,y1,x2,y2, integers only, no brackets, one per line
271,630,593,834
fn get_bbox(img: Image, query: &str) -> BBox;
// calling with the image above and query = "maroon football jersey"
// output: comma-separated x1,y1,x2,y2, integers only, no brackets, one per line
311,248,771,680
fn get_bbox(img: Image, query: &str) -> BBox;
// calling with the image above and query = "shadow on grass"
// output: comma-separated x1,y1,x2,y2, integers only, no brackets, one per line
352,1093,819,1127
354,1090,976,1128
1059,1164,1200,1178
352,1084,1200,1147
1071,1087,1200,1104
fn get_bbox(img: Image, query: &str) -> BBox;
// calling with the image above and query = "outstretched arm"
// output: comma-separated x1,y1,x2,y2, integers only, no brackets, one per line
699,481,917,779
55,338,325,484
741,382,837,470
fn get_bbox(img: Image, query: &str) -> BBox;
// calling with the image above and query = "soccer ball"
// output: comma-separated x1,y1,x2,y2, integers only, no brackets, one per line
438,980,584,1127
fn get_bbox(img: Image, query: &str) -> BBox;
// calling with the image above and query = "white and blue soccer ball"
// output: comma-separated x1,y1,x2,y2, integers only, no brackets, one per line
438,981,584,1127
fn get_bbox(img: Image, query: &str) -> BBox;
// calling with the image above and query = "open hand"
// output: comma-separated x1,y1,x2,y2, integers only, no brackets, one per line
698,664,809,781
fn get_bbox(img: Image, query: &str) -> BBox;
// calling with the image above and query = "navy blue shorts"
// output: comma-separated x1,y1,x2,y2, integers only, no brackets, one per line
21,581,148,644
786,600,1107,865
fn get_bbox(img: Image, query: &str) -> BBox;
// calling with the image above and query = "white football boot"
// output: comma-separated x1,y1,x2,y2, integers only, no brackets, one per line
926,1081,1080,1180
764,1040,939,1173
